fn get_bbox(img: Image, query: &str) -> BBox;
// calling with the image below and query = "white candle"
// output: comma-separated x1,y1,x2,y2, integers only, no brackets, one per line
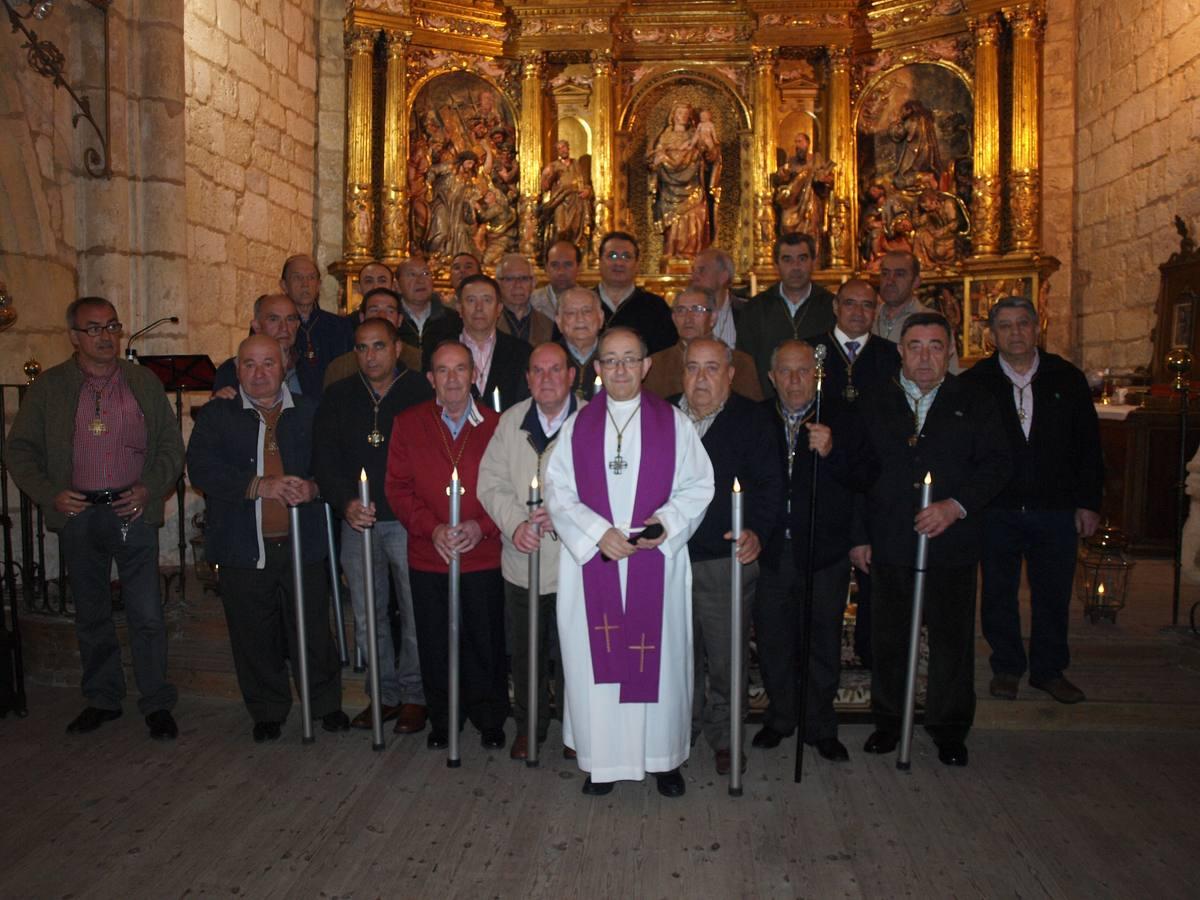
919,471,933,510
731,476,743,540
358,467,370,507
449,466,461,528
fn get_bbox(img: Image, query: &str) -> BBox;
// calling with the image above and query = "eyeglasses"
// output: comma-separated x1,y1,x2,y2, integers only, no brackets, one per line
603,251,636,261
597,356,644,370
72,322,123,337
498,275,533,283
672,305,713,315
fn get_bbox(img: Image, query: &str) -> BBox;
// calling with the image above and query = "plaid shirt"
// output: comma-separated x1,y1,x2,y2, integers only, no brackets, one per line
72,367,147,490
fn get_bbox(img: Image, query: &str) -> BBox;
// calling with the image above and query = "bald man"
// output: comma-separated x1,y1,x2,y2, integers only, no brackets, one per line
555,286,604,401
496,253,557,346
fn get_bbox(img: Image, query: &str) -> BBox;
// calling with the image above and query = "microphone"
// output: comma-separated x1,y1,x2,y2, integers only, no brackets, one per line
126,316,179,360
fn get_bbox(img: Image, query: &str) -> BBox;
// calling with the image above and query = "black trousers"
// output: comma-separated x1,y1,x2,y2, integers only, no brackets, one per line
218,541,342,724
61,506,177,715
410,568,509,733
753,549,849,742
980,508,1078,683
870,561,977,744
504,579,558,741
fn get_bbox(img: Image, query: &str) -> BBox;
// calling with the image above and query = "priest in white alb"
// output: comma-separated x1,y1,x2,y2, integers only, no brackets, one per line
545,326,714,798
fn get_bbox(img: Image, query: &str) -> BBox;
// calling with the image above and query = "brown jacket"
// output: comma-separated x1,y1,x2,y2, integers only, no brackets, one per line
642,342,764,402
323,344,424,388
497,307,557,346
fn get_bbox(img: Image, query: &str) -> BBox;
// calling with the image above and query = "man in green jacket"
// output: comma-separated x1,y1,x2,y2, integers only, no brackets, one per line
5,297,184,740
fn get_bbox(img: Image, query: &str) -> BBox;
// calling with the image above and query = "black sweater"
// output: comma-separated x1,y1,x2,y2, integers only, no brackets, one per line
603,286,678,356
959,351,1103,512
311,365,433,521
678,393,784,562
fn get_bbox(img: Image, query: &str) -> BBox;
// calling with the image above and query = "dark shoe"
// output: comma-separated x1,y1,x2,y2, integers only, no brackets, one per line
814,737,849,762
937,741,969,766
752,725,788,749
351,703,402,729
481,727,506,750
582,777,613,796
253,721,282,743
1029,675,1086,704
563,746,577,760
66,706,122,734
989,673,1020,700
146,710,178,741
714,749,749,776
393,703,428,734
863,730,898,754
427,727,449,749
654,768,686,798
321,710,351,732
510,734,529,760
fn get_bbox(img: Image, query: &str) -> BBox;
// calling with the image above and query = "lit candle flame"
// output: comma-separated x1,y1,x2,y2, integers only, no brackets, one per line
924,472,933,485
359,468,368,482
531,475,539,490
594,375,602,387
451,467,459,481
733,477,742,493
1097,583,1105,596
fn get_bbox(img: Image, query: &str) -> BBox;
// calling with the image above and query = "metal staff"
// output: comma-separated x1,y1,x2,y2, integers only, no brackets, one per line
359,470,385,751
897,472,933,771
324,502,349,667
526,475,542,768
729,477,745,797
795,343,826,784
1168,348,1192,626
289,504,315,744
447,466,463,768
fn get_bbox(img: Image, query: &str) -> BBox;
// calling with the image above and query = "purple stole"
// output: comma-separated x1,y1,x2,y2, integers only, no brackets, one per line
572,390,675,703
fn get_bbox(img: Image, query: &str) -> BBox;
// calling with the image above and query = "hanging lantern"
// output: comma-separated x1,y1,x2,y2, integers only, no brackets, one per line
1076,525,1134,624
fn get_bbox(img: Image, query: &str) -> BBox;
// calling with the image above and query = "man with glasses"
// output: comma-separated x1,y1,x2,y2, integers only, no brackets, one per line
279,254,352,398
594,231,677,355
556,286,605,402
531,239,581,320
7,297,184,740
643,287,763,401
396,255,462,354
546,327,714,798
495,253,557,346
689,247,743,350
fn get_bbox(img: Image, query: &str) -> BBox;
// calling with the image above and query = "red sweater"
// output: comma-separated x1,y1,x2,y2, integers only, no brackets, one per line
385,399,501,574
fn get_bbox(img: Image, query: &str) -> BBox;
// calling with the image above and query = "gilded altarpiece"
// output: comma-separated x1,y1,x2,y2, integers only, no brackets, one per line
342,0,1056,362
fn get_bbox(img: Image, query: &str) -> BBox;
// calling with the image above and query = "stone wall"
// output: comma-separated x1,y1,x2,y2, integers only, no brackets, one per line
183,0,322,363
1074,0,1200,370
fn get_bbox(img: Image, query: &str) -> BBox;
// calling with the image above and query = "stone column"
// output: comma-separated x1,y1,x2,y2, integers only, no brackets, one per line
1006,2,1046,253
751,47,778,270
518,51,545,259
590,49,615,258
344,26,376,263
971,13,1003,257
826,47,853,270
381,29,410,264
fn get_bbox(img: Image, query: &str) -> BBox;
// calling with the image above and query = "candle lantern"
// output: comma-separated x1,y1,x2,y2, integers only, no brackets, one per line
1076,525,1134,624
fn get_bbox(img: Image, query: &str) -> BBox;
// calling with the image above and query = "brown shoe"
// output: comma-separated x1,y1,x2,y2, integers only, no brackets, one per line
989,673,1020,700
563,746,577,760
510,734,529,760
1029,676,1086,704
714,749,748,776
351,704,402,730
392,703,428,734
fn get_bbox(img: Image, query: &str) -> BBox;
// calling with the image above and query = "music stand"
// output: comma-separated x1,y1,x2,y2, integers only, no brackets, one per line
139,356,216,602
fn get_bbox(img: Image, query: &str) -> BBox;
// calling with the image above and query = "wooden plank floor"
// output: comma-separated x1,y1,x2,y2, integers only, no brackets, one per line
2,686,1199,899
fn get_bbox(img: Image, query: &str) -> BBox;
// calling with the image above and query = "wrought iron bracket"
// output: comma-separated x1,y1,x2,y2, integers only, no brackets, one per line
2,0,112,178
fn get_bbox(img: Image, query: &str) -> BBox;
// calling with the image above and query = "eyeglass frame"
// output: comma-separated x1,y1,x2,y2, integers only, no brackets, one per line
596,355,645,370
71,321,124,337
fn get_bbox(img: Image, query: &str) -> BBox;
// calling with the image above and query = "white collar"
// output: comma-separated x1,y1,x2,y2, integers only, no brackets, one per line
239,384,296,411
834,326,869,351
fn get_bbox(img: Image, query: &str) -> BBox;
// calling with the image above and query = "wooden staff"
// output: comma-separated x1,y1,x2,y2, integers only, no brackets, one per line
897,473,933,771
358,471,385,751
288,504,314,744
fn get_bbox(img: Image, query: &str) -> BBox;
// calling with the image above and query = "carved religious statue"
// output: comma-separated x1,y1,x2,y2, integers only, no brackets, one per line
771,132,834,255
889,99,943,190
538,140,593,257
646,102,720,263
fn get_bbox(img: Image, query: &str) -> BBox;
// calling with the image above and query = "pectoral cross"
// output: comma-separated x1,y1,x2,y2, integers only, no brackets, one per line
89,419,107,437
594,614,619,653
608,454,628,475
629,633,656,673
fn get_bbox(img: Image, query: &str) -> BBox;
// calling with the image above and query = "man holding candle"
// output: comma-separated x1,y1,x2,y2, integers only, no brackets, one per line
478,342,583,760
752,340,871,762
545,327,714,797
312,318,434,734
187,335,349,742
855,313,1011,767
556,287,605,402
385,340,508,751
675,338,782,775
961,296,1102,705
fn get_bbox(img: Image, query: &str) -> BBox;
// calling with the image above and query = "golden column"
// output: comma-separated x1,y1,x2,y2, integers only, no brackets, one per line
1006,2,1046,253
590,49,615,256
518,51,545,259
826,47,854,270
971,13,1003,256
344,26,376,263
751,47,778,270
381,29,410,264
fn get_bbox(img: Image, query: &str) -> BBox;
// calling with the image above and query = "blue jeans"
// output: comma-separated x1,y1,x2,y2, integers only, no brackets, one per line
980,508,1079,683
340,520,424,706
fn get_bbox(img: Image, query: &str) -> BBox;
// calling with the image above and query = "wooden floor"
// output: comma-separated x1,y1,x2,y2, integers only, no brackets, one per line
2,686,1198,899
